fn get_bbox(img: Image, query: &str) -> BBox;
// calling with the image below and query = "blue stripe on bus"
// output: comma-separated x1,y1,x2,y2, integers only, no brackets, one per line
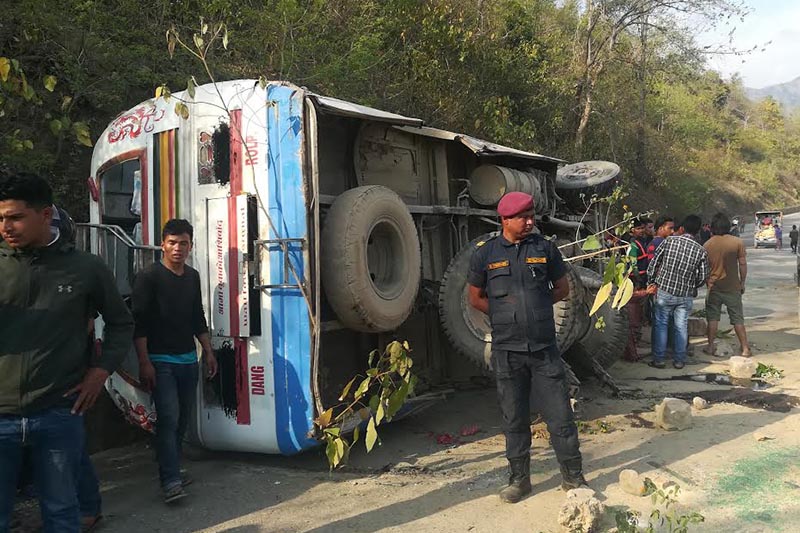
266,85,316,454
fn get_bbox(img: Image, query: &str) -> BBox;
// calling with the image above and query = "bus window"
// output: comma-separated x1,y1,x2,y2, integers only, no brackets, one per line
100,159,141,235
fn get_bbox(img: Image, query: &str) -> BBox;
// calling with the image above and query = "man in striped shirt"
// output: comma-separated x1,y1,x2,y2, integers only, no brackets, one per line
646,215,709,369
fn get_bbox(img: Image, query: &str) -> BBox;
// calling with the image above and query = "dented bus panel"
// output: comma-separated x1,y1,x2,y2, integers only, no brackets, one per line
85,80,596,455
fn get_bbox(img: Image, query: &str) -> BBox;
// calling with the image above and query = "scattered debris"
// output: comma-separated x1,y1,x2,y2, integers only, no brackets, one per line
729,356,758,379
655,398,693,431
531,421,550,440
434,433,456,445
673,389,800,412
623,412,655,429
692,397,709,410
753,432,775,442
557,487,605,532
619,469,647,496
459,424,481,437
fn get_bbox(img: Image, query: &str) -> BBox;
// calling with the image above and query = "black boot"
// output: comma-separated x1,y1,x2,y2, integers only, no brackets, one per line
499,456,532,503
559,457,589,491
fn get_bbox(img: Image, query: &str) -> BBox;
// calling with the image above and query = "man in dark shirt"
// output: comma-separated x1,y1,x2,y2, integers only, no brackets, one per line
132,219,217,503
790,225,798,254
466,192,585,504
0,173,133,532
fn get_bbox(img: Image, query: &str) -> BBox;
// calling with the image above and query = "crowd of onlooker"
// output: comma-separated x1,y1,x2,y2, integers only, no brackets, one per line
617,212,752,369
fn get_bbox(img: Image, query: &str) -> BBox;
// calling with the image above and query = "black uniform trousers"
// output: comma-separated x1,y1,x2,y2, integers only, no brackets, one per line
493,345,581,464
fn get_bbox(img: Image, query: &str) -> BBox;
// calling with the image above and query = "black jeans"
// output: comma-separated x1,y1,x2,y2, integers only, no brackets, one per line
494,346,581,464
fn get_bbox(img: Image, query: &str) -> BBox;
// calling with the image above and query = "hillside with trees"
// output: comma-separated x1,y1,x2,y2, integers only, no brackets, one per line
2,0,799,219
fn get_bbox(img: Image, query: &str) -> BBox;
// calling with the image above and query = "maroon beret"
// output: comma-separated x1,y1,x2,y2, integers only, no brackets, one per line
497,192,534,217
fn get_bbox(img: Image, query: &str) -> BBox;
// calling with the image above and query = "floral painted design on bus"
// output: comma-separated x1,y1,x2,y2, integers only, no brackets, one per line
107,102,166,144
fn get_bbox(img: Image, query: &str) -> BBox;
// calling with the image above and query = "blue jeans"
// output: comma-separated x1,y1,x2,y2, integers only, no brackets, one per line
653,290,694,363
0,406,85,533
78,447,101,517
152,361,198,490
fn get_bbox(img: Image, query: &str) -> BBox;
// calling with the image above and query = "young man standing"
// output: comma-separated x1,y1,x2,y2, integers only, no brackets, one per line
704,213,750,357
0,173,133,532
790,225,798,254
647,215,709,369
623,218,653,362
467,192,585,503
132,219,217,503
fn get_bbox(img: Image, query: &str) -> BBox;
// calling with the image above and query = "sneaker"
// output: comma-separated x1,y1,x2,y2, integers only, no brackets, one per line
163,484,187,504
648,360,666,369
673,361,685,369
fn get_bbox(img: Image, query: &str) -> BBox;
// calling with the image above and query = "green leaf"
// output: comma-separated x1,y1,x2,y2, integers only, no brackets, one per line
43,75,57,92
387,340,404,363
323,427,340,437
338,376,357,401
222,28,229,50
258,75,268,90
387,382,409,418
368,349,379,366
49,119,63,136
325,438,337,469
72,122,92,147
60,95,72,112
603,254,616,284
352,424,360,444
353,376,371,400
0,57,9,82
368,394,380,413
315,407,333,428
375,400,385,425
193,34,204,49
582,234,602,251
23,140,33,150
174,102,189,120
365,416,379,452
612,277,634,309
590,282,613,316
187,78,196,99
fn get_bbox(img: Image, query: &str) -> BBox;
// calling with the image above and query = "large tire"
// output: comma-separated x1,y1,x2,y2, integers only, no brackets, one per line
438,234,586,374
322,186,421,332
564,266,629,374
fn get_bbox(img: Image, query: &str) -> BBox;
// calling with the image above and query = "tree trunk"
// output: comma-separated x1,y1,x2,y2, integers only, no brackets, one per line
634,19,649,182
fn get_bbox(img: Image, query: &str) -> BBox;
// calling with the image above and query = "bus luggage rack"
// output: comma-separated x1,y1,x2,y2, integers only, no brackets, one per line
253,237,307,291
75,223,161,294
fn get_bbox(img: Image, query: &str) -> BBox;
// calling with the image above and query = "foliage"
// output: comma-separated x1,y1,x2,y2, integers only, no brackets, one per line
314,341,417,470
615,480,705,533
4,0,800,220
755,363,783,380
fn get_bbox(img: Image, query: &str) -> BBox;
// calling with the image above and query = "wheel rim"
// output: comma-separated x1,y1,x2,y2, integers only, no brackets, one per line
366,218,407,300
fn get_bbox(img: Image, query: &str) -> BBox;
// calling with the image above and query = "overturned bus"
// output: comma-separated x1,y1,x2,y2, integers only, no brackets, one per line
81,80,625,455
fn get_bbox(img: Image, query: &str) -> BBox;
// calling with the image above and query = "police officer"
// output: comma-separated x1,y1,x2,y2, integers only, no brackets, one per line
467,192,586,503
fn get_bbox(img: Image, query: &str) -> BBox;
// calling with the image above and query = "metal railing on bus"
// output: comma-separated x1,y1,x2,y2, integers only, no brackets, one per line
75,223,161,295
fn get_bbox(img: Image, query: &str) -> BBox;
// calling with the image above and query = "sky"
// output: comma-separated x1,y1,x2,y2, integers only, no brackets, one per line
702,0,800,89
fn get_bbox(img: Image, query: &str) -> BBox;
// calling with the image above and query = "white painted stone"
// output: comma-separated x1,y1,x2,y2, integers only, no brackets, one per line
619,469,647,496
558,487,605,532
729,356,758,379
692,397,709,410
655,398,693,430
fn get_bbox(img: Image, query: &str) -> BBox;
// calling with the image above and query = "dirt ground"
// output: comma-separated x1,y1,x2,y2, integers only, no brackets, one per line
12,215,800,532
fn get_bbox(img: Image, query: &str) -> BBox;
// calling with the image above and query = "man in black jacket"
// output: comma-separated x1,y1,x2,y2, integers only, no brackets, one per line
132,219,217,504
0,172,133,533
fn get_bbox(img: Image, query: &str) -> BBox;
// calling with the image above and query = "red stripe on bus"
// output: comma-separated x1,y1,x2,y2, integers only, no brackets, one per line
234,338,251,425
